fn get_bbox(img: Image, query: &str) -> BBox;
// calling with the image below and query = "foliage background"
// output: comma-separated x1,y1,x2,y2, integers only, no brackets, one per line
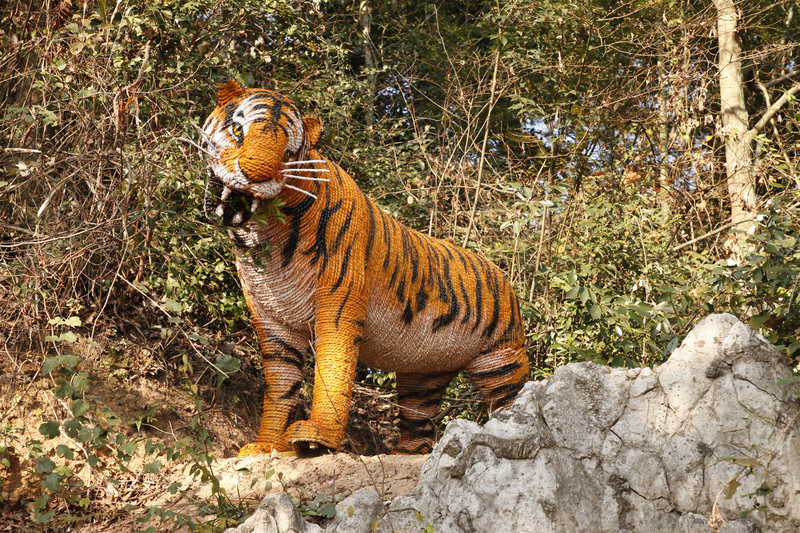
1,0,800,528
3,0,798,368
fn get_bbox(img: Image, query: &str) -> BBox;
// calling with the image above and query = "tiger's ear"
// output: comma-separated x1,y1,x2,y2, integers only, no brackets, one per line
303,115,323,150
217,79,246,107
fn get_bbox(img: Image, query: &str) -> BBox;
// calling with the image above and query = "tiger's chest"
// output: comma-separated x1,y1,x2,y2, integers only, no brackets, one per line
233,227,318,331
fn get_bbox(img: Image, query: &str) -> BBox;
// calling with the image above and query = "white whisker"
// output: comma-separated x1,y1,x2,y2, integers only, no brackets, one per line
279,167,330,173
283,160,327,166
283,184,318,199
179,136,217,158
282,174,330,182
192,122,213,143
221,186,232,201
251,199,260,212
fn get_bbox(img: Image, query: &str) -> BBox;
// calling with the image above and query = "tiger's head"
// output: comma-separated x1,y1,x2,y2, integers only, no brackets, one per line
200,80,327,226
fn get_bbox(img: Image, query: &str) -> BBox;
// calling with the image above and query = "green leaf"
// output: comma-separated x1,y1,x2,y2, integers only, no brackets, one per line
42,472,63,491
119,441,138,458
749,312,771,330
565,286,580,299
64,316,82,327
188,332,210,346
39,421,60,439
725,478,741,499
777,376,800,387
63,418,82,439
71,399,91,417
579,286,590,305
162,298,183,314
72,372,90,393
56,444,74,460
215,354,241,375
319,501,337,518
35,456,56,474
42,356,62,375
144,460,162,473
589,304,601,320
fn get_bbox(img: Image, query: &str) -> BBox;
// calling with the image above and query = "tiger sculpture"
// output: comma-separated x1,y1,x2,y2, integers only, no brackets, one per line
200,80,528,455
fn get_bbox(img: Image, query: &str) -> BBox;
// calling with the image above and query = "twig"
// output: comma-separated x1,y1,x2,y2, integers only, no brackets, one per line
670,215,758,253
750,82,800,135
115,273,231,378
461,25,502,248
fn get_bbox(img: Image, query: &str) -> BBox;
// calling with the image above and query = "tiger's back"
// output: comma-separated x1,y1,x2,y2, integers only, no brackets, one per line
201,80,528,455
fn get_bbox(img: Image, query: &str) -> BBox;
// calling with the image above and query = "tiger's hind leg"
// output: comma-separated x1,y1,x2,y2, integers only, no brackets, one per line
465,344,528,413
392,371,458,454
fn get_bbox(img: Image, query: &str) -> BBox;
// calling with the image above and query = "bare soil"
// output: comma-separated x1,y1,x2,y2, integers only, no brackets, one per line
0,328,425,532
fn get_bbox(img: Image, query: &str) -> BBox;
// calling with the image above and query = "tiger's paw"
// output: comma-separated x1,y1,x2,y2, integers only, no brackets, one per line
285,420,340,454
238,440,290,457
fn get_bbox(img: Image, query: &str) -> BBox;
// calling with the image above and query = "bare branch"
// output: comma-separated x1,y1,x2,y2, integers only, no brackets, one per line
750,82,800,134
764,69,798,89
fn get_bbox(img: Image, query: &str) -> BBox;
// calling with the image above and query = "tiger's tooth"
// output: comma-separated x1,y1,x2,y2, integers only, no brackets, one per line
251,199,260,212
221,186,232,201
232,213,243,225
215,204,225,217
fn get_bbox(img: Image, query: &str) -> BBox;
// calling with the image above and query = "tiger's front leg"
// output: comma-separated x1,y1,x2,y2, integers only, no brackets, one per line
239,318,309,456
284,285,366,452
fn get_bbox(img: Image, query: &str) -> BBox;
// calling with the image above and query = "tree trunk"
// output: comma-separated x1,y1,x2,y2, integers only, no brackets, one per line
715,0,757,238
358,0,376,128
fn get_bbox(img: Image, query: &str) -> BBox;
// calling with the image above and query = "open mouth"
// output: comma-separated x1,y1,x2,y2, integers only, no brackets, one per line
203,169,260,227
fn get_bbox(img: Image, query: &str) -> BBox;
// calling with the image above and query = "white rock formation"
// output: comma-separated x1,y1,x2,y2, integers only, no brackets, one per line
228,314,800,533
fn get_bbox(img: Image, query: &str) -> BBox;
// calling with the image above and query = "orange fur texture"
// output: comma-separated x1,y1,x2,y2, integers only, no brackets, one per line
201,80,528,455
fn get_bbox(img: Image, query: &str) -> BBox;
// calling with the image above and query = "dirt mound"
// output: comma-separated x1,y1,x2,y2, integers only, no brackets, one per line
0,330,424,532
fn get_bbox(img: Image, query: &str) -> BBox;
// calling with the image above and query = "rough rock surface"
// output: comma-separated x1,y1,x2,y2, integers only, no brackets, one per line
227,314,800,533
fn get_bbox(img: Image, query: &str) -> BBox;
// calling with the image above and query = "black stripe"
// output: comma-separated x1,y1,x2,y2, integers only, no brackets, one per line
407,231,420,283
335,281,353,329
471,362,522,380
482,268,501,338
389,255,401,288
396,277,406,302
397,375,454,401
399,418,434,430
459,275,472,325
468,256,483,332
305,198,342,270
415,283,428,313
331,200,354,255
382,215,393,269
434,270,448,302
281,196,315,267
279,380,304,400
492,381,526,406
496,287,520,343
263,352,304,370
365,196,376,263
333,164,344,186
489,381,525,399
432,255,459,332
268,336,306,364
394,441,431,454
331,237,355,293
401,302,413,324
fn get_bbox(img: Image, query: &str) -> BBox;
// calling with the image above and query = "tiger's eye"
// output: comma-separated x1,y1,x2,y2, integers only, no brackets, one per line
231,122,244,140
